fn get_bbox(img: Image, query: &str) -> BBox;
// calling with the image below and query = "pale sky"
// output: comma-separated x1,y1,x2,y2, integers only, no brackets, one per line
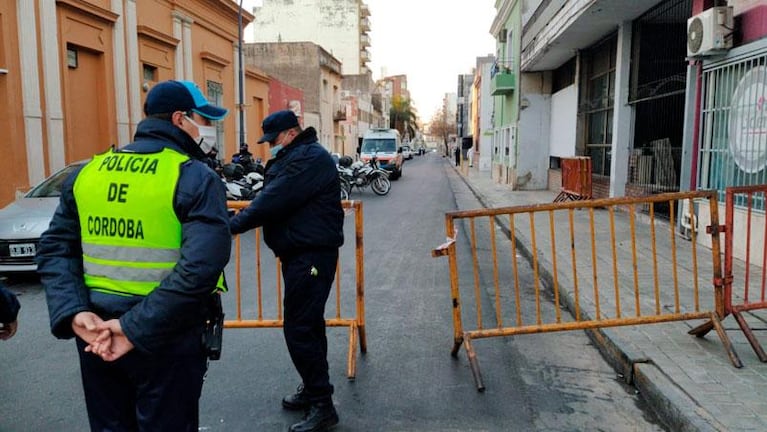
241,0,497,121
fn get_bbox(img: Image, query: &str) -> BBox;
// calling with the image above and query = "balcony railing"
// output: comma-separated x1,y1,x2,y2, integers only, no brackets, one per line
491,59,515,96
360,17,370,31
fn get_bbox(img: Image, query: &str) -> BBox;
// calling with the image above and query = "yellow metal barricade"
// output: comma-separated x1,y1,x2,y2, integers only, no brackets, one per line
226,200,367,379
433,191,740,391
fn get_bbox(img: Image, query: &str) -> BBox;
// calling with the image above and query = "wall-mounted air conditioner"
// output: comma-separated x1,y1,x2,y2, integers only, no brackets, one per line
687,6,734,58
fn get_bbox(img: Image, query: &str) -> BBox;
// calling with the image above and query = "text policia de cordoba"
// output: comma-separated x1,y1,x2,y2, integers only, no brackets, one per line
86,154,161,240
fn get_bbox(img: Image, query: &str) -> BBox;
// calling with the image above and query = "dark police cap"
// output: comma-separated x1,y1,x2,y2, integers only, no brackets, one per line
257,110,299,144
144,80,228,121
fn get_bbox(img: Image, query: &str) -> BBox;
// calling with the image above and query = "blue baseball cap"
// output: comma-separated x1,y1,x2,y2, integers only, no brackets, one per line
258,110,300,143
144,80,228,121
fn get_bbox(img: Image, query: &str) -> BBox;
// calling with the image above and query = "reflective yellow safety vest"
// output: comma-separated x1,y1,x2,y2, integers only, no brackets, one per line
73,148,224,296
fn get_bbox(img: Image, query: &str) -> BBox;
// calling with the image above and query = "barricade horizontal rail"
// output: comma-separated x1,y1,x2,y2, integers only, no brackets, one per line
433,190,740,391
225,200,366,379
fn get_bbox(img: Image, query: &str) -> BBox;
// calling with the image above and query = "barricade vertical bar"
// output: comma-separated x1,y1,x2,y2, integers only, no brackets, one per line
629,205,641,316
276,260,283,319
355,201,367,353
489,218,502,328
725,192,734,313
529,212,542,325
589,208,601,320
335,260,342,319
509,214,522,326
708,194,724,318
256,229,263,320
463,335,485,392
609,207,622,318
744,193,753,302
469,218,483,330
650,203,661,315
690,199,700,312
549,210,562,323
446,215,464,357
670,202,680,313
761,201,767,303
568,208,581,321
235,234,243,320
761,198,767,303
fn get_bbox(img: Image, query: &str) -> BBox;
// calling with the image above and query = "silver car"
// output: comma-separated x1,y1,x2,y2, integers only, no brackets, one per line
0,162,84,272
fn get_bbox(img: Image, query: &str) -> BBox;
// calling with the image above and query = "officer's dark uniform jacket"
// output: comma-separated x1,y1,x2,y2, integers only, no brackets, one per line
36,118,231,354
229,127,344,257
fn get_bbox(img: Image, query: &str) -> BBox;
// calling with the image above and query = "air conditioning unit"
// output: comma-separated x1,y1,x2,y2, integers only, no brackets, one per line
687,6,734,57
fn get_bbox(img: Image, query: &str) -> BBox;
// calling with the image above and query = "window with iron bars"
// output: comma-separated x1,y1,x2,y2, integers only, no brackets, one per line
698,51,767,210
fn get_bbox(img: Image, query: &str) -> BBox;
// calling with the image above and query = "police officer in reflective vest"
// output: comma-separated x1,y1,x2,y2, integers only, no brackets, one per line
36,80,231,432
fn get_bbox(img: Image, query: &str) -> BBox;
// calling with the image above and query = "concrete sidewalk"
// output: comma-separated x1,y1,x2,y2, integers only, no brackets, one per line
451,161,767,432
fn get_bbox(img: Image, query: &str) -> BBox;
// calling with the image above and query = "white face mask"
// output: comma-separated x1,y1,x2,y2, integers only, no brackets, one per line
184,116,217,154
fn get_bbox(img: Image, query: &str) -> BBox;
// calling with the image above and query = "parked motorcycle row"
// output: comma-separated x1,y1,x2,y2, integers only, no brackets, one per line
336,155,392,199
209,146,266,201
212,147,398,202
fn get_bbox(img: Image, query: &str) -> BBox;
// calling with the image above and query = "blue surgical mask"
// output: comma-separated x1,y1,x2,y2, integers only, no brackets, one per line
270,144,283,158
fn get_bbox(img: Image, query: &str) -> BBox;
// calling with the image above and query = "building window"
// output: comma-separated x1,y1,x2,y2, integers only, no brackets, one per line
67,46,78,69
580,36,617,177
698,52,767,210
143,64,157,82
207,80,225,150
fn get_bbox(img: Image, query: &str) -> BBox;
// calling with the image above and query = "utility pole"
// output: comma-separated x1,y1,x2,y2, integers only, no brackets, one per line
238,0,245,147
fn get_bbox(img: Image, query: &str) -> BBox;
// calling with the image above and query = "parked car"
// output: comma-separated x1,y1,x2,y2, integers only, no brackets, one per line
401,145,413,160
0,161,85,273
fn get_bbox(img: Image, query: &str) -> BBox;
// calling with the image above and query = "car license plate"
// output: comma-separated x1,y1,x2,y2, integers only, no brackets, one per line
9,243,36,257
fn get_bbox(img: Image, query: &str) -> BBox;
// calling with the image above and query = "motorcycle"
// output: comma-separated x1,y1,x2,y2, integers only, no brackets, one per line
337,155,391,196
221,163,264,200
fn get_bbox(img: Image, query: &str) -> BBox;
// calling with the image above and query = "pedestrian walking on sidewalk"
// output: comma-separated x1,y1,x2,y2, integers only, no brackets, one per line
467,147,474,168
36,79,231,432
229,110,344,432
454,144,460,166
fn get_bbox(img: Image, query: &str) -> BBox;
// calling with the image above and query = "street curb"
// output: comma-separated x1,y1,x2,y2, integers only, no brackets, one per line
453,165,726,432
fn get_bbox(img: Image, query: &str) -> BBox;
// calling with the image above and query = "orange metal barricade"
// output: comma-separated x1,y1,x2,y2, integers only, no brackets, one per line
433,191,740,391
225,200,367,379
721,186,767,362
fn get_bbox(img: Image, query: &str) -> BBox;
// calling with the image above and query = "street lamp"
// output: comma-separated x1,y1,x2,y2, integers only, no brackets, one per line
238,0,245,147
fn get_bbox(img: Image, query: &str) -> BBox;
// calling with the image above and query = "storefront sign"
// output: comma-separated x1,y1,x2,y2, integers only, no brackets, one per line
729,66,767,173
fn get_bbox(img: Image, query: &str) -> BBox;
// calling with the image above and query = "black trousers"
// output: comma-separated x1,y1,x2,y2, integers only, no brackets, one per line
76,334,207,432
281,249,338,404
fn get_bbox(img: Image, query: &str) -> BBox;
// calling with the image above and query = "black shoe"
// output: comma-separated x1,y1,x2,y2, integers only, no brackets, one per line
288,402,339,432
282,385,310,411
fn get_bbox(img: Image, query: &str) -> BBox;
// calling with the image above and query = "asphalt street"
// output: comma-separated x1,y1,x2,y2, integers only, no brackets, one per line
0,152,667,431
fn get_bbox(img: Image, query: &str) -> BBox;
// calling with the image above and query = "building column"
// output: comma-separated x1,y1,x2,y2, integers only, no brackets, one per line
34,0,62,176
172,13,184,80
609,21,633,197
124,0,141,136
182,18,194,80
111,0,131,146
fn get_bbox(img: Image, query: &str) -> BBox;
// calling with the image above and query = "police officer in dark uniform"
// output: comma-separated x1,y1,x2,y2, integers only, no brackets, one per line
229,110,344,432
36,80,231,432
